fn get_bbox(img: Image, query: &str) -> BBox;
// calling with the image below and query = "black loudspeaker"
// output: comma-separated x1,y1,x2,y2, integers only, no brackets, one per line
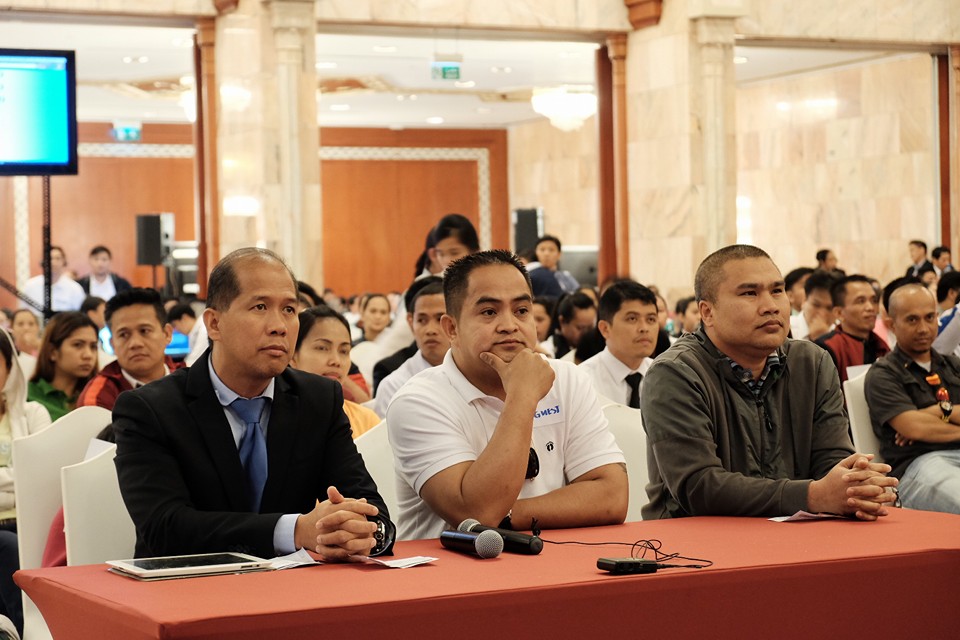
136,213,175,266
513,208,543,255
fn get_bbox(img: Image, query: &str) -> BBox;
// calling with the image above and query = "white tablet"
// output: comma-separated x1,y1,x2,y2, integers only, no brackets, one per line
107,552,272,580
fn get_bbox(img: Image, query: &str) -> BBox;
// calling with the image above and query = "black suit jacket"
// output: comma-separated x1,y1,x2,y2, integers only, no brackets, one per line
77,273,132,295
113,351,391,558
372,342,418,394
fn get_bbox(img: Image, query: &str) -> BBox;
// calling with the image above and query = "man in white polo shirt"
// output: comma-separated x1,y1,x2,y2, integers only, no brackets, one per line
387,250,627,540
579,280,658,407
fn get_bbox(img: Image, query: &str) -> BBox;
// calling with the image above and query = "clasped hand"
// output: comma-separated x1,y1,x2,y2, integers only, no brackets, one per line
837,454,898,521
296,486,379,561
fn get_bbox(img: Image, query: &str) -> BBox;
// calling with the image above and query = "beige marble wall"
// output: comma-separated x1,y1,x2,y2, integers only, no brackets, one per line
508,116,600,250
738,0,960,44
2,0,214,15
315,0,631,32
737,54,937,285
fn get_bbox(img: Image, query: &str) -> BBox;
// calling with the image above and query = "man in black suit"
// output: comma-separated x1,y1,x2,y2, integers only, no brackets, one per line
905,240,935,279
114,248,394,559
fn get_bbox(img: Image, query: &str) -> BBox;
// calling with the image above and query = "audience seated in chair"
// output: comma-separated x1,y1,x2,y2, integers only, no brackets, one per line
27,313,99,422
19,246,86,316
814,275,889,385
544,292,596,361
372,276,443,394
76,245,132,302
790,270,837,341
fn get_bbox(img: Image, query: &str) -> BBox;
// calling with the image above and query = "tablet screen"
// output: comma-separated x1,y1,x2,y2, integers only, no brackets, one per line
126,553,259,571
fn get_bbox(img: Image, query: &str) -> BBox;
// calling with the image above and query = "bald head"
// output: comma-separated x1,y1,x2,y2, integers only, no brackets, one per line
887,283,936,320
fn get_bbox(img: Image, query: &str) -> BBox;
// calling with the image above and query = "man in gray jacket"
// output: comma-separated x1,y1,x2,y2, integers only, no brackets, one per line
641,245,897,520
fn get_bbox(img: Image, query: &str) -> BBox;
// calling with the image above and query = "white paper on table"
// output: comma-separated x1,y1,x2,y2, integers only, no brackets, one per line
769,510,844,523
270,549,437,570
364,556,437,569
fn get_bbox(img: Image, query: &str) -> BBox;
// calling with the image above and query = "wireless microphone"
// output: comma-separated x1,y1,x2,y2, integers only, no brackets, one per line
457,518,544,555
439,529,503,559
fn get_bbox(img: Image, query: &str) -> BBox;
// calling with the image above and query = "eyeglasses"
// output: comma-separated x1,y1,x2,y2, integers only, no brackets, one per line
526,447,540,480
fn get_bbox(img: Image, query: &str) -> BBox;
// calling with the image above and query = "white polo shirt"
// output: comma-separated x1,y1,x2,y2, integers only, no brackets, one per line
578,347,652,406
374,350,434,418
387,350,624,540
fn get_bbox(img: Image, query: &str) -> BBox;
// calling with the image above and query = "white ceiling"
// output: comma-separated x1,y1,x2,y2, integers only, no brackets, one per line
0,17,914,128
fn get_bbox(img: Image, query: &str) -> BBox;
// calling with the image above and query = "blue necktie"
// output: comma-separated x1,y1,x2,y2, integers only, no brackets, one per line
231,397,268,512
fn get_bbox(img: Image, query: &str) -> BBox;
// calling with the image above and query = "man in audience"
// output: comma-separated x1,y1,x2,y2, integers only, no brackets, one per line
789,270,836,341
78,288,183,410
167,302,202,352
814,275,889,384
80,296,106,331
388,250,626,539
375,281,449,416
19,246,86,316
932,246,954,278
784,267,814,316
579,280,658,407
816,249,845,276
77,245,132,301
642,244,897,520
372,276,442,393
114,248,395,559
906,240,935,278
548,292,597,360
865,283,960,514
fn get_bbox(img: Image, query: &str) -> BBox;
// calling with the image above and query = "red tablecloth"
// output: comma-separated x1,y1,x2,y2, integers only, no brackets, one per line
16,508,960,639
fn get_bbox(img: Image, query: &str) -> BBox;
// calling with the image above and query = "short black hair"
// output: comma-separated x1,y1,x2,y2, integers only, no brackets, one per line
80,296,106,315
598,280,657,324
535,235,562,252
551,291,596,335
295,305,351,352
443,250,531,320
932,245,951,260
675,295,696,317
816,249,831,263
829,274,874,308
434,214,480,252
0,329,12,371
882,276,921,313
404,275,443,311
909,239,928,253
105,288,167,328
937,271,960,304
694,245,772,303
297,281,321,308
785,267,815,291
804,270,838,297
410,280,444,314
167,302,197,323
89,245,111,258
207,248,296,311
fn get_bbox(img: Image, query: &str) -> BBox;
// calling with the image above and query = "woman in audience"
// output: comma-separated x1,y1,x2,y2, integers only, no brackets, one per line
9,310,40,357
27,312,98,422
354,293,391,345
292,306,380,438
532,296,557,356
674,296,701,336
0,328,52,637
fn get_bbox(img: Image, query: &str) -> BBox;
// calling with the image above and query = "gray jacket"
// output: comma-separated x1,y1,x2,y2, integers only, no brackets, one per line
641,329,853,519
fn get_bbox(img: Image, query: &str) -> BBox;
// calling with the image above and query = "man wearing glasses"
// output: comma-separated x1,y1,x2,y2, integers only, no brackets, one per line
387,250,627,540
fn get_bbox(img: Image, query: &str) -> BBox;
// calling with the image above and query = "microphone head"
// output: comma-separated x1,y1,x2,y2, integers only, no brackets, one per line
474,529,504,558
458,518,481,532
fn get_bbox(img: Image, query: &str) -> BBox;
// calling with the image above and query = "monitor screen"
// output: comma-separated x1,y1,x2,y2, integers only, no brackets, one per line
0,48,78,176
99,326,192,360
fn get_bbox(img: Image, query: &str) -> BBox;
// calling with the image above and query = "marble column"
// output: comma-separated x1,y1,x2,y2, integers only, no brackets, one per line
215,0,321,285
608,35,631,278
692,15,739,253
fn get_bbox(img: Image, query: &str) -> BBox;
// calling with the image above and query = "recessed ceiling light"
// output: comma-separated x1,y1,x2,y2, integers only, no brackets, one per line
426,116,444,124
329,104,351,111
455,80,476,88
490,66,512,74
315,61,338,70
373,45,398,53
733,56,748,64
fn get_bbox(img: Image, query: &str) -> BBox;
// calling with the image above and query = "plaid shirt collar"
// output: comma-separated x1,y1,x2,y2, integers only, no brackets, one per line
726,352,783,398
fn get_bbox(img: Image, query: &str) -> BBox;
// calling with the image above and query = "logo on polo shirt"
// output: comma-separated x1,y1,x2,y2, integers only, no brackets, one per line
534,404,560,419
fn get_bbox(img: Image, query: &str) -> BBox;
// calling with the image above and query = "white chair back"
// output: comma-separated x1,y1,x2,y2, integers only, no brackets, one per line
13,405,112,640
353,421,399,526
61,442,136,566
350,341,382,389
843,371,883,461
603,403,648,522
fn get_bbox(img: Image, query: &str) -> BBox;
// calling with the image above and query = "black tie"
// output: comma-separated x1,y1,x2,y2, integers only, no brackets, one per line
625,372,642,409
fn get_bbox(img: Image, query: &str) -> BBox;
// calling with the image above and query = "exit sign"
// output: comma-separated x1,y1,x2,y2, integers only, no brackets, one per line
431,61,461,80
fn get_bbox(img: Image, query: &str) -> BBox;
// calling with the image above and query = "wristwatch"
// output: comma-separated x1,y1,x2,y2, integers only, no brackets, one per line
937,387,953,423
367,516,396,556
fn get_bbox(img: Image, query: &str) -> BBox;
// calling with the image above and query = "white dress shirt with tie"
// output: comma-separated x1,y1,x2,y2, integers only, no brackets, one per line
578,347,652,407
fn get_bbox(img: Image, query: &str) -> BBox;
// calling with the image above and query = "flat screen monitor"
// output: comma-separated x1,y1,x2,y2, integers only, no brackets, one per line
0,48,78,176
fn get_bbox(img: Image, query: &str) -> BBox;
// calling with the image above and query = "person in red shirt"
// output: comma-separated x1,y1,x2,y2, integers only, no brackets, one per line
815,275,889,384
